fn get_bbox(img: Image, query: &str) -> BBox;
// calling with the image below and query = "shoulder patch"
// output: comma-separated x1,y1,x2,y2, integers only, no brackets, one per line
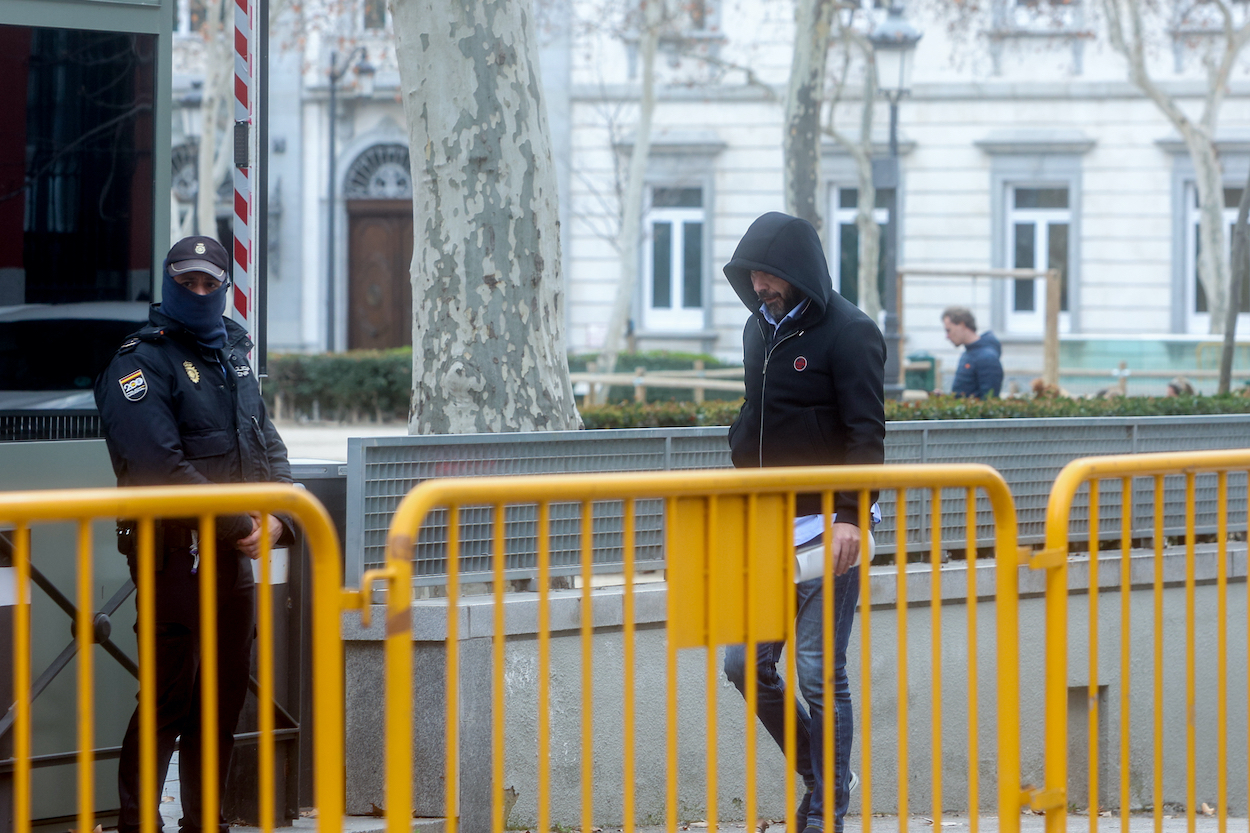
119,369,148,402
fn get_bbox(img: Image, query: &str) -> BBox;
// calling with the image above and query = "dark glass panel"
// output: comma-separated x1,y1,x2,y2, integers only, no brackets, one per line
682,221,702,308
652,187,702,208
1014,222,1035,311
652,221,671,308
1014,187,1069,209
0,24,156,304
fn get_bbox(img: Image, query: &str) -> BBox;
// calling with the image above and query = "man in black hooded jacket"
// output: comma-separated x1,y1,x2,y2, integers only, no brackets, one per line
95,235,294,833
722,212,885,833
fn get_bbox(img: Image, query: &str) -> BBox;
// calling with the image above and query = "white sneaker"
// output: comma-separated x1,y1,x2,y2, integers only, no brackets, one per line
849,770,860,794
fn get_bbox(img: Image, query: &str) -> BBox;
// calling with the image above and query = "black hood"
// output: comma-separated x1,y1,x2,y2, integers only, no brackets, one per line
724,212,833,317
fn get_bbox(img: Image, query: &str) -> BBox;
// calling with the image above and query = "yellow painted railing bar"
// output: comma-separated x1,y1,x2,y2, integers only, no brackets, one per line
137,517,156,833
1153,476,1164,833
388,466,1015,529
703,493,716,832
1089,482,1101,828
494,502,507,833
897,488,909,833
1215,473,1228,833
623,498,637,833
931,489,943,826
199,516,220,833
0,480,344,833
382,540,413,833
1026,789,1066,811
535,500,550,830
1040,483,1069,833
76,520,95,833
965,489,979,833
447,504,462,833
258,514,275,833
579,500,593,833
821,490,835,833
664,496,678,833
995,479,1024,833
381,465,1022,833
1027,548,1066,571
859,493,873,833
1119,478,1132,833
744,493,759,833
1184,473,1196,833
783,491,798,833
14,525,30,833
536,501,551,833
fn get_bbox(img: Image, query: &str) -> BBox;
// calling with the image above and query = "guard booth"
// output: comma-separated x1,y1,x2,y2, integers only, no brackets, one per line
0,2,173,831
0,2,290,831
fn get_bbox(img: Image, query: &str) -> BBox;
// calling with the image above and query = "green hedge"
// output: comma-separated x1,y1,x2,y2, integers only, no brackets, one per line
262,349,1250,426
581,393,1250,428
264,350,411,422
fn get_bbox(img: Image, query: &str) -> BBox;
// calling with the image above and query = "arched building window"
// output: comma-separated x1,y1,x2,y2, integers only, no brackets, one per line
344,144,412,200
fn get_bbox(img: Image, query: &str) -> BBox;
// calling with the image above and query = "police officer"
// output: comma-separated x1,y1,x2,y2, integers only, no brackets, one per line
95,236,294,833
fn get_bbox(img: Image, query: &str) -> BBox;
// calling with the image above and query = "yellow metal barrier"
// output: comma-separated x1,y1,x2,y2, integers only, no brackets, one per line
388,464,1025,833
1042,449,1250,833
3,483,411,833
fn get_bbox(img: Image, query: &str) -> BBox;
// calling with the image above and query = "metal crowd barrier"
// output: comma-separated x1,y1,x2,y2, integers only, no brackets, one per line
1041,449,1250,833
2,483,411,833
388,464,1028,833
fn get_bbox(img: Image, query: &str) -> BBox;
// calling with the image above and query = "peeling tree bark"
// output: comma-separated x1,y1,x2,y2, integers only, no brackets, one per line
393,0,581,433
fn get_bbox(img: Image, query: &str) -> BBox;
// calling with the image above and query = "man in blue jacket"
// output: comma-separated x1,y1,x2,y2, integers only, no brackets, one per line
95,236,294,833
722,212,886,833
942,306,1003,398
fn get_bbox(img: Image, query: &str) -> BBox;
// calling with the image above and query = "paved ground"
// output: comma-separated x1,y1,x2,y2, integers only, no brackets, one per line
276,421,410,464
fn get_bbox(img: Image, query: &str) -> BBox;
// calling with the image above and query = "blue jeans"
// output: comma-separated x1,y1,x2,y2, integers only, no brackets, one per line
724,566,859,832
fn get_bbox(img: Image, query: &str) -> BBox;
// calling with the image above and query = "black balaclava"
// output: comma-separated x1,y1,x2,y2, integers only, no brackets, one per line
160,262,229,350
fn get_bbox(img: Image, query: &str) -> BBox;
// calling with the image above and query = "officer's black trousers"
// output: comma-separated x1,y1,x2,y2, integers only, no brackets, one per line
117,547,256,833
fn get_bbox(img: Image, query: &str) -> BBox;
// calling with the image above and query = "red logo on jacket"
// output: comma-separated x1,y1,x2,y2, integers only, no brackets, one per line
794,357,808,371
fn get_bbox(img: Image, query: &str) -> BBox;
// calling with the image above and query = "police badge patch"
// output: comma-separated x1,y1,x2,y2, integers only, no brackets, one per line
119,369,147,401
183,361,201,383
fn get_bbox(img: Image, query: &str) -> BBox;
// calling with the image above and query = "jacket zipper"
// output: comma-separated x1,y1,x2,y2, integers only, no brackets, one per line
757,318,804,467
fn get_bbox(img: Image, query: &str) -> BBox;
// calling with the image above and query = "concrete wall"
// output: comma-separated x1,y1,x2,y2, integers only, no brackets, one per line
343,544,1250,828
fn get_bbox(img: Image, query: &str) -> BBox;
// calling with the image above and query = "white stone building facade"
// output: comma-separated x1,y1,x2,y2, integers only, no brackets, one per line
172,0,1250,393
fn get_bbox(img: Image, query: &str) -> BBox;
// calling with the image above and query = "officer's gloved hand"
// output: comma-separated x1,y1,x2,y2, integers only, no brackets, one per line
236,512,286,560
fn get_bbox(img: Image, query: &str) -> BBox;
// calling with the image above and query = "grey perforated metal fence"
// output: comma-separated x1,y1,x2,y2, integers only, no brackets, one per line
345,416,1250,586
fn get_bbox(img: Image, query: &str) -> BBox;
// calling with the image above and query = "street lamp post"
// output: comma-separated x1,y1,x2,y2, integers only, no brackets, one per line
326,48,375,353
869,5,921,394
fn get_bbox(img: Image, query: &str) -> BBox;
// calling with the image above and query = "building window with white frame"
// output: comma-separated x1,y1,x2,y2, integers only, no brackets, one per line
1005,185,1070,333
642,187,704,331
1186,185,1248,333
829,185,890,309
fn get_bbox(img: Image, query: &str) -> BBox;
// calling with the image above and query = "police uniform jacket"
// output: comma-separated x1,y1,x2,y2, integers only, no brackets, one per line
94,305,294,548
723,212,886,522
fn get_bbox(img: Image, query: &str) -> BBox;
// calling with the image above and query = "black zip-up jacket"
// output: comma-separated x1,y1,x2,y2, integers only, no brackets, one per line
94,306,293,545
724,212,886,523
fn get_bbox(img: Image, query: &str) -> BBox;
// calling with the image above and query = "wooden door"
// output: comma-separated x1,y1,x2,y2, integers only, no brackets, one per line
347,200,413,349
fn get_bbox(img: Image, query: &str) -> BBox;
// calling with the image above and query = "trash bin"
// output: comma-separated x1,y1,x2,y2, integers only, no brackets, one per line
905,352,936,391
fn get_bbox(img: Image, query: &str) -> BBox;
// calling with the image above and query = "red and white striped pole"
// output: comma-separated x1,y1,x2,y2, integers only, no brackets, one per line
231,0,253,336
